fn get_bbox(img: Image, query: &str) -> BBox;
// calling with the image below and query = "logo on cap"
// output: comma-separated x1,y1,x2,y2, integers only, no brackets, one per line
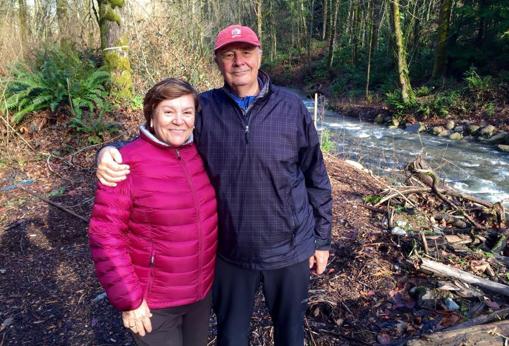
231,28,241,37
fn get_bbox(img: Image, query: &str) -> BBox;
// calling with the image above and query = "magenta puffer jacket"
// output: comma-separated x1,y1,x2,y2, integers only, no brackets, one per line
88,130,218,311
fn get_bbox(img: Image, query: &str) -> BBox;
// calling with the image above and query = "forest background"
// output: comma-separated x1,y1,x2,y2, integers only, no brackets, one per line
1,1,509,345
0,0,508,142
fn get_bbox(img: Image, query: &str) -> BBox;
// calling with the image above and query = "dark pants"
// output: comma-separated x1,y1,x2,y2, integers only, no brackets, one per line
132,292,211,346
213,258,310,346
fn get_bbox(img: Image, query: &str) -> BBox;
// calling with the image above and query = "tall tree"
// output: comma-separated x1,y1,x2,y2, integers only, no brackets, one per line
254,0,263,44
322,0,328,40
98,0,133,100
56,0,69,44
327,0,340,68
432,0,453,79
366,0,382,99
17,0,29,52
388,0,414,103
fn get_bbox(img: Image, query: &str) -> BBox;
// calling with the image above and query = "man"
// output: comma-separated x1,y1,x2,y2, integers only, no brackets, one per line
96,24,332,346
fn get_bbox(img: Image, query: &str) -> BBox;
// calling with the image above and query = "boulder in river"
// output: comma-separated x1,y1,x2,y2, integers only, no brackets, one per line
446,120,455,130
449,132,463,140
486,131,509,145
480,125,496,138
453,125,464,133
374,114,385,124
498,144,509,152
467,124,480,135
432,126,446,136
389,117,400,128
406,122,426,133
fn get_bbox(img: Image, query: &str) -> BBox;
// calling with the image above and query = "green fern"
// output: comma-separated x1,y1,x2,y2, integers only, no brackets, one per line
2,47,111,125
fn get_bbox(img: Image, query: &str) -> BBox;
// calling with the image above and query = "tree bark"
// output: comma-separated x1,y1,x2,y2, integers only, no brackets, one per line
420,258,509,297
327,0,340,68
56,0,69,45
17,0,29,53
254,0,263,44
388,0,414,103
98,0,133,100
407,320,509,346
432,0,453,79
322,0,328,40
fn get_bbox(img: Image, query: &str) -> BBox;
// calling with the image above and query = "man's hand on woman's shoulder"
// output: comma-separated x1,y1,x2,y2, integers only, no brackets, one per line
97,146,130,186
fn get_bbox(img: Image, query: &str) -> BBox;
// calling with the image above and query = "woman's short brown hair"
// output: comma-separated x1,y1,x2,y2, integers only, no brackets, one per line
143,78,199,127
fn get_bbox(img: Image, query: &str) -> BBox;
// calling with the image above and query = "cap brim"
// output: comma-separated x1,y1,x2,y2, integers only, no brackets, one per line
214,40,260,52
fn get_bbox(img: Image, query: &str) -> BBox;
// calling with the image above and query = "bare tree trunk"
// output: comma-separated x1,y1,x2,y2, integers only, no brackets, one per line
322,0,328,40
366,0,381,100
98,0,133,100
56,0,68,45
327,0,340,68
254,0,263,43
307,0,316,64
17,0,29,55
432,0,453,79
388,0,414,103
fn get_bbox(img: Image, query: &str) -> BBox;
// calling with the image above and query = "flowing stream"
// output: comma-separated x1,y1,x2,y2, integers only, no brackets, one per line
301,98,509,207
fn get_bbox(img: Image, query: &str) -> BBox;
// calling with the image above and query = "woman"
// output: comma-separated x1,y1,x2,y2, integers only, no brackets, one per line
88,78,218,346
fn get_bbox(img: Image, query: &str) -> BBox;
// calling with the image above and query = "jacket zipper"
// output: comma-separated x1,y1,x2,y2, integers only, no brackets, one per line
146,248,155,298
175,148,203,296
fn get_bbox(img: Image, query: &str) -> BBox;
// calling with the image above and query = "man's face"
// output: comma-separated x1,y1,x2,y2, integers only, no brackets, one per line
215,43,262,93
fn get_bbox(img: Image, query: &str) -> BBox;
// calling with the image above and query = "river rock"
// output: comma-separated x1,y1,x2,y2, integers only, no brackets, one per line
467,124,480,135
389,117,400,128
480,125,496,137
432,126,446,136
446,120,455,130
453,125,464,133
391,227,407,236
438,129,450,137
486,131,509,145
374,114,385,124
405,122,426,133
453,219,468,229
449,132,463,140
498,144,509,152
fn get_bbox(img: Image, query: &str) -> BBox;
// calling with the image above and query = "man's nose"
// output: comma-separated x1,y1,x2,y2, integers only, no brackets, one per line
232,52,245,66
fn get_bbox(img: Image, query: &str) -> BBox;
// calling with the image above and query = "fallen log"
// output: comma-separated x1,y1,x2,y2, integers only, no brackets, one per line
407,320,509,346
419,258,509,297
445,307,509,331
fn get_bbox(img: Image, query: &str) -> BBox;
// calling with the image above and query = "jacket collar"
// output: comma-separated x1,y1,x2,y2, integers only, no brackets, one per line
222,70,271,107
139,125,193,149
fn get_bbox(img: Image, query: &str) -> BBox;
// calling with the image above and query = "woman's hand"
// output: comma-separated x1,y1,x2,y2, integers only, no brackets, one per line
122,300,153,336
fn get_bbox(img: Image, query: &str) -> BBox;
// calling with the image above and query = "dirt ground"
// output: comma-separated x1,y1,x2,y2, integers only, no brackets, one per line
1,113,508,345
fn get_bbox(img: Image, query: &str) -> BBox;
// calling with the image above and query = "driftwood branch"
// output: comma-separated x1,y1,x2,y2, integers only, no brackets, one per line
419,258,509,297
18,186,89,223
407,320,509,346
445,307,509,331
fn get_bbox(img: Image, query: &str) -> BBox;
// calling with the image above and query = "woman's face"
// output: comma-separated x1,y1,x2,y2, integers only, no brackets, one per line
152,95,195,146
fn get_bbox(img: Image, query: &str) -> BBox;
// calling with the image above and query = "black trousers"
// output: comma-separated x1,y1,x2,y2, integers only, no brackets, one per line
213,257,310,346
132,292,211,346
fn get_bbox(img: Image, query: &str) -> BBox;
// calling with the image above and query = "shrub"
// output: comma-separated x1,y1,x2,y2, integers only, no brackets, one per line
2,47,110,124
320,129,334,153
464,66,494,102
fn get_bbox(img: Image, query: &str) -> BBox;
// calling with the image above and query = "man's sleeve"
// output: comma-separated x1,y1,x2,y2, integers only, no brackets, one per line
298,102,333,250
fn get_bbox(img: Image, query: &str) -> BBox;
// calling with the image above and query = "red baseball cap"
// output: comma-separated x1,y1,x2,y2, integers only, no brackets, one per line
214,24,261,52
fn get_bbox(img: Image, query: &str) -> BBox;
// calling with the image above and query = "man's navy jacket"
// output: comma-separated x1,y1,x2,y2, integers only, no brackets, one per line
195,72,332,270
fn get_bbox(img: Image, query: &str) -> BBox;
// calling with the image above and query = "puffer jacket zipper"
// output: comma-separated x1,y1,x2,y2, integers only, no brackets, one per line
146,247,155,299
175,148,204,297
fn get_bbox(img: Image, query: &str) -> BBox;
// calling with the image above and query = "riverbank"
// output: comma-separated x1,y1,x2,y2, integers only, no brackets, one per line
266,59,509,153
1,111,509,345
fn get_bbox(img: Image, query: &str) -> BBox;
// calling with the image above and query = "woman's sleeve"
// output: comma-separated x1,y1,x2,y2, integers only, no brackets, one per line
88,175,144,311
